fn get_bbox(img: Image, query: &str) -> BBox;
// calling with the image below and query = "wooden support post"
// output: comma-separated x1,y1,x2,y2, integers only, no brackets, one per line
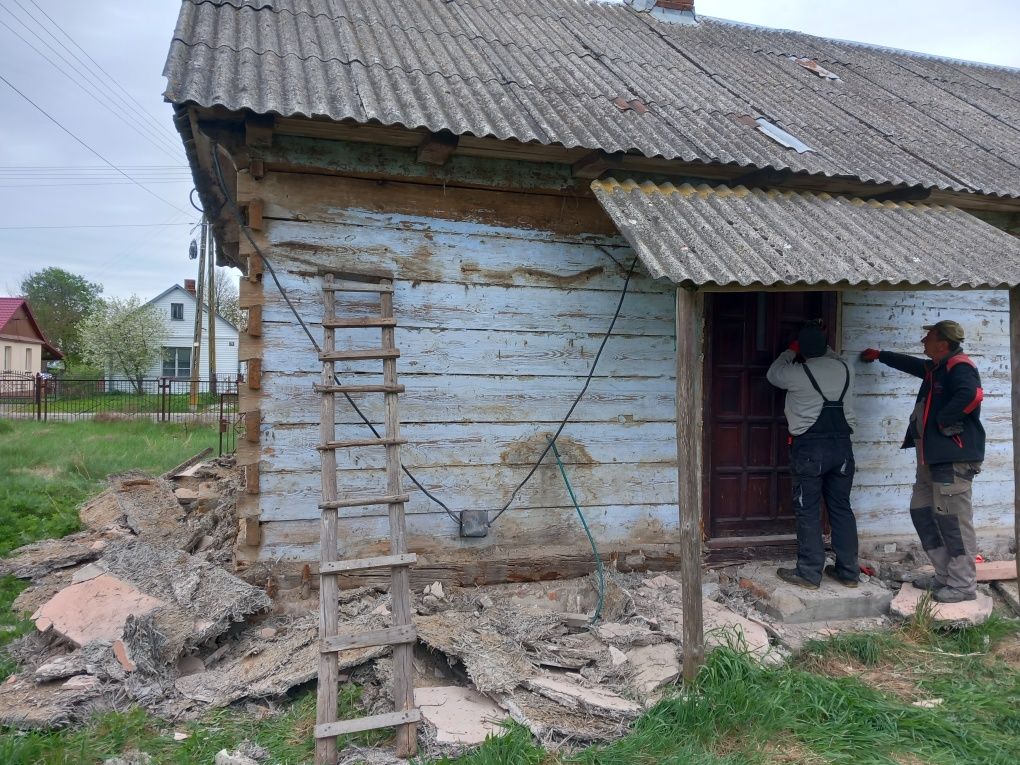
245,198,264,231
1010,287,1020,595
675,287,705,684
316,275,340,765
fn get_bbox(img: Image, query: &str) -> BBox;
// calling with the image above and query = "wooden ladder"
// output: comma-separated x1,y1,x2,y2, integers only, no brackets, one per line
315,273,418,764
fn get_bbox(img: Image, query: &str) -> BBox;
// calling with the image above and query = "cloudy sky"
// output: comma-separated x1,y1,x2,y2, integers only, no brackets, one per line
1,0,1018,301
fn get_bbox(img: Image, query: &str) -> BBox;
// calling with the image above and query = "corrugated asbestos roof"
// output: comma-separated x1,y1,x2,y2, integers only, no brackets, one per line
165,0,1020,197
590,178,1020,288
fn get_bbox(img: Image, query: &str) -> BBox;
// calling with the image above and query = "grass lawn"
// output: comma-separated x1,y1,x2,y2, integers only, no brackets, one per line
1,421,1018,764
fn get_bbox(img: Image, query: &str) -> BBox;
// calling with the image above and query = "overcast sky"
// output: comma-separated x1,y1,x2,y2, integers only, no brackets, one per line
1,1,1018,301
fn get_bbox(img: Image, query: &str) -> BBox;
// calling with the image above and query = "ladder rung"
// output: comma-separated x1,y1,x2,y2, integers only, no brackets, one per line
317,437,407,450
321,624,416,653
320,349,399,361
314,384,405,394
322,317,397,328
321,553,417,575
319,493,409,509
322,281,393,293
315,708,420,739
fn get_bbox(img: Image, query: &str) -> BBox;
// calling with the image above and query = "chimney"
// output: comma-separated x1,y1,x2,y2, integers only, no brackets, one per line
184,279,197,296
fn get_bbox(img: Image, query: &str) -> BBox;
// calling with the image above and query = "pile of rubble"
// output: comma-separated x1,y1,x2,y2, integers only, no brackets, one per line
1,453,1017,758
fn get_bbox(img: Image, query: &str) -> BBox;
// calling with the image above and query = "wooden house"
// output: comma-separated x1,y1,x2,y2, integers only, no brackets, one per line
0,297,62,374
165,0,1020,590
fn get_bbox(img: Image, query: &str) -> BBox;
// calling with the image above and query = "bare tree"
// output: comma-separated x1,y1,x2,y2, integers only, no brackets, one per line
208,267,242,327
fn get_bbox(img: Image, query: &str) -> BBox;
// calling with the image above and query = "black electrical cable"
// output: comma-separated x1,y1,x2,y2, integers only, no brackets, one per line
209,141,638,528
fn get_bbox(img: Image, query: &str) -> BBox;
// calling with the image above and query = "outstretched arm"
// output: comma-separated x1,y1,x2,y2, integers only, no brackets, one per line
860,349,927,378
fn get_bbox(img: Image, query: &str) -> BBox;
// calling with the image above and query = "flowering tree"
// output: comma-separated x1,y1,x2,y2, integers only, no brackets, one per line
79,296,164,392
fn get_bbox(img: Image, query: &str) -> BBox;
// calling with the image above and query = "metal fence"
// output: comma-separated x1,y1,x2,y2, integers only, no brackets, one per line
0,374,240,453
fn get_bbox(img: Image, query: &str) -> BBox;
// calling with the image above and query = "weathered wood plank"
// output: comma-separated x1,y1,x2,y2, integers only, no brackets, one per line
320,624,416,653
259,278,676,336
1010,286,1020,590
262,219,653,293
260,373,676,426
260,421,679,472
259,462,681,521
262,326,678,377
259,502,683,560
842,289,1009,311
248,171,618,237
314,709,421,739
320,553,417,574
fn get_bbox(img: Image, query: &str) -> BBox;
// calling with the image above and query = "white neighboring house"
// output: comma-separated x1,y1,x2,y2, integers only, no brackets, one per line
145,281,239,383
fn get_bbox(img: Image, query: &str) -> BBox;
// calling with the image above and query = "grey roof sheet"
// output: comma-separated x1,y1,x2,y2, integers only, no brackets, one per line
590,178,1020,288
165,0,1020,197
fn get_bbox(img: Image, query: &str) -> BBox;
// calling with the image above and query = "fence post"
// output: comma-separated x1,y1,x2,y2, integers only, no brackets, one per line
35,373,43,421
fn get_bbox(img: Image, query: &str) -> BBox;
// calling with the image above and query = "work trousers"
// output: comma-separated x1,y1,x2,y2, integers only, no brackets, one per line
909,447,981,595
790,436,858,585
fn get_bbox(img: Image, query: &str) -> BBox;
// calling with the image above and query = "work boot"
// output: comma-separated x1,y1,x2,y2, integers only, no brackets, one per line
910,574,944,592
824,565,859,588
932,586,976,603
777,568,819,590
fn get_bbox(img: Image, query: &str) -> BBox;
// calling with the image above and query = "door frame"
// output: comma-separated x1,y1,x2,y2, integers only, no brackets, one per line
700,289,841,546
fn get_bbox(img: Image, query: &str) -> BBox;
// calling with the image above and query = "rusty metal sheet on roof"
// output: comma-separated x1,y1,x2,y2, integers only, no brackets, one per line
590,178,1020,289
165,0,1020,197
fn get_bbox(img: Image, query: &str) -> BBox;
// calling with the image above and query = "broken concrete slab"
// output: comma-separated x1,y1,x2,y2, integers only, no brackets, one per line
497,685,636,742
32,573,165,647
415,611,542,694
33,653,88,683
98,542,271,663
79,490,126,531
890,583,994,625
625,643,679,697
414,686,507,745
527,673,642,717
703,600,773,658
738,562,894,624
0,674,107,729
0,534,104,580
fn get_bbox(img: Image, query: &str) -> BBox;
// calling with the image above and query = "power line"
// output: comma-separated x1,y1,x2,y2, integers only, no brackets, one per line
0,222,195,230
0,73,191,215
21,0,183,149
0,12,184,162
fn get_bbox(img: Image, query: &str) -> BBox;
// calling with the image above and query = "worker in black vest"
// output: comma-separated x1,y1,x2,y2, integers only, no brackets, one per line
860,320,984,603
767,321,859,589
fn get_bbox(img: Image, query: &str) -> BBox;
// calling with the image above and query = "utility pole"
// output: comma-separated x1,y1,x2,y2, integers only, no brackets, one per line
207,224,218,395
190,216,207,409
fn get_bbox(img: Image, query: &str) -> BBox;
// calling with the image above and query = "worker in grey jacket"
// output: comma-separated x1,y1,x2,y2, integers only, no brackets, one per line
767,321,859,589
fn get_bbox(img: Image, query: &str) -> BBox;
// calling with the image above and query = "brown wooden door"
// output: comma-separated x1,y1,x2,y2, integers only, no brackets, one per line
704,291,837,539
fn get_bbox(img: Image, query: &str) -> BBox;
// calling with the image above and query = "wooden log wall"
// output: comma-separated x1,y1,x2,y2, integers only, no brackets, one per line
234,168,683,574
843,289,1015,540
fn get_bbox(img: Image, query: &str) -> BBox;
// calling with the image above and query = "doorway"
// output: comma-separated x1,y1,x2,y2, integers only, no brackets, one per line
703,291,838,540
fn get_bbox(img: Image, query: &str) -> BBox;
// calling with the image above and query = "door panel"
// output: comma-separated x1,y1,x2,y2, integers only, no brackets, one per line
704,291,837,539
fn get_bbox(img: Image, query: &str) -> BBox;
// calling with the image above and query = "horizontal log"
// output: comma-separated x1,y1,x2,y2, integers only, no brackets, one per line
260,420,679,472
259,462,680,521
260,372,676,425
262,219,651,293
258,502,684,560
264,326,677,377
259,271,675,336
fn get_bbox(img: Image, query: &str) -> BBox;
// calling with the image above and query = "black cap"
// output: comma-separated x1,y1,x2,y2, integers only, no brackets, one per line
798,322,827,358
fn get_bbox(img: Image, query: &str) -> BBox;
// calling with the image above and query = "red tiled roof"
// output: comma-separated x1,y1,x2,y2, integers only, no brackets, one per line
0,297,64,359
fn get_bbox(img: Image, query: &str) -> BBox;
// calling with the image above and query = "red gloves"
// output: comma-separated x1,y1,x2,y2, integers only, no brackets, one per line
860,348,880,362
788,340,800,353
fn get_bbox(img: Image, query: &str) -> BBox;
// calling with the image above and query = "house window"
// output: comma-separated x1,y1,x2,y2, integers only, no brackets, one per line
170,302,185,320
25,348,32,372
162,347,192,379
3,346,10,370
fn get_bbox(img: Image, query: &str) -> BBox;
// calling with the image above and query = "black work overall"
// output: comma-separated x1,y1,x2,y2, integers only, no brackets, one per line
790,361,858,585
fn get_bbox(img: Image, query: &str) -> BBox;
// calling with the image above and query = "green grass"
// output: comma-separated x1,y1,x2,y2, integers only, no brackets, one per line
0,685,388,765
0,419,220,559
8,391,222,415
